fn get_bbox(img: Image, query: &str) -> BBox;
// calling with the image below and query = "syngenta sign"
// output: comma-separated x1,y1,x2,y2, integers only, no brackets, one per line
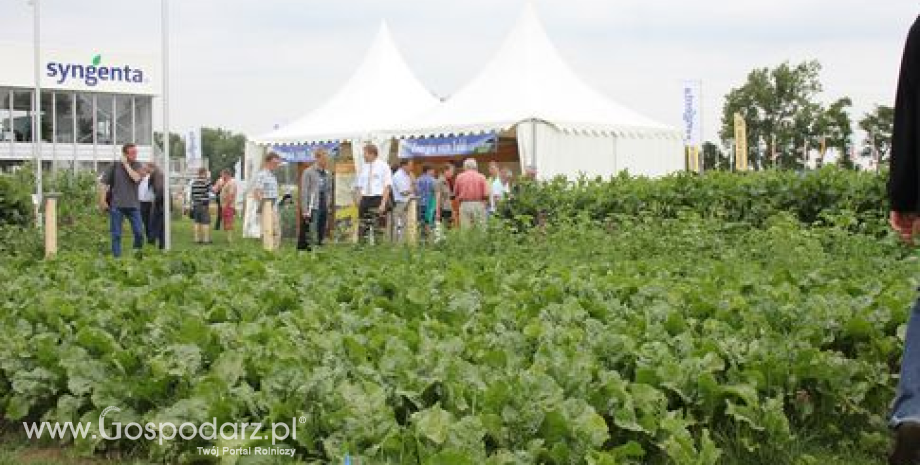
46,54,146,87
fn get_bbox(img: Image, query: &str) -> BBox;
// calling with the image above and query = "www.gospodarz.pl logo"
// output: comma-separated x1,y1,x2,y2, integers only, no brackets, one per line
23,405,305,452
46,54,146,87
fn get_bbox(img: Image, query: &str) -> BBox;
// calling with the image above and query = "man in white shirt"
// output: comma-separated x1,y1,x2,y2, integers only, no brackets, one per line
353,144,392,244
138,172,155,244
391,159,414,243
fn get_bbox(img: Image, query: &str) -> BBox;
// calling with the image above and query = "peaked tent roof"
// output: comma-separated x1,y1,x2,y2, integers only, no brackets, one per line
254,22,438,145
390,6,678,139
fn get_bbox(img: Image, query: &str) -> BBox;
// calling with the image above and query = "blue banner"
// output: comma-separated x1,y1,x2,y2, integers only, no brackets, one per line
271,142,340,163
399,133,497,159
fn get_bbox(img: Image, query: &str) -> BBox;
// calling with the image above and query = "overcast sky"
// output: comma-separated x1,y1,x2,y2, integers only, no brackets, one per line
1,0,916,142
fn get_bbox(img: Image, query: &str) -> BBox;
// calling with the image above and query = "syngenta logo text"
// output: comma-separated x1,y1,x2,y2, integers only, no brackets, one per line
46,54,145,87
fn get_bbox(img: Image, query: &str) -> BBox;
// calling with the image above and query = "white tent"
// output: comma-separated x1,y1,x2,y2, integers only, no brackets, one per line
389,6,684,178
253,22,438,149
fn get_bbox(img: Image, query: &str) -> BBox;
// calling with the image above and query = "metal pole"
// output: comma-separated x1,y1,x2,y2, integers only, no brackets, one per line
32,0,43,215
531,118,537,176
162,0,172,250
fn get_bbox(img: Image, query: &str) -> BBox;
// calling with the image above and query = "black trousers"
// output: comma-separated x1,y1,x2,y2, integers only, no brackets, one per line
214,198,222,230
357,196,383,244
297,206,328,250
140,201,154,243
148,201,165,249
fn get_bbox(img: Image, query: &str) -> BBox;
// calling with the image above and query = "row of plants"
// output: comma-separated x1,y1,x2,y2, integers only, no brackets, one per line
0,216,915,464
0,166,110,258
503,167,889,235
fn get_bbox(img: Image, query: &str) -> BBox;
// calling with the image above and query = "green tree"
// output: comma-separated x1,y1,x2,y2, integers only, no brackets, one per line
153,132,186,160
814,97,854,168
721,61,850,170
858,105,894,166
201,127,246,180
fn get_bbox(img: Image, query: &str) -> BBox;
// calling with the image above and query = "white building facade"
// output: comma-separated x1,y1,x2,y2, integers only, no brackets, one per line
0,43,157,171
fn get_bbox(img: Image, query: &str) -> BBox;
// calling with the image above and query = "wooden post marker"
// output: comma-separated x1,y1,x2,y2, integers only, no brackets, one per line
43,193,60,258
261,199,275,251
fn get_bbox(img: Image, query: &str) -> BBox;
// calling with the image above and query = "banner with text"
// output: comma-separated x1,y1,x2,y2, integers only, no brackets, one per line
398,133,498,159
270,143,340,163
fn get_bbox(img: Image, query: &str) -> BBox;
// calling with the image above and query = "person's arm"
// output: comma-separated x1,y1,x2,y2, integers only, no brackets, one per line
98,184,110,211
98,168,112,211
890,19,920,243
122,160,144,183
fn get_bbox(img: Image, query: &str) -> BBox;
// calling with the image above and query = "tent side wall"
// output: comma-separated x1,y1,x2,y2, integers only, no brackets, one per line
613,134,685,177
517,123,684,179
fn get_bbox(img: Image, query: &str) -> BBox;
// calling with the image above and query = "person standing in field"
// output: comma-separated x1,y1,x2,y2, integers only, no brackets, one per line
138,169,155,244
416,164,438,238
147,163,166,250
453,158,489,230
252,153,283,249
487,161,506,216
887,16,920,465
98,143,147,257
298,148,332,251
353,144,392,244
436,163,455,229
190,167,213,244
216,169,238,243
391,159,414,243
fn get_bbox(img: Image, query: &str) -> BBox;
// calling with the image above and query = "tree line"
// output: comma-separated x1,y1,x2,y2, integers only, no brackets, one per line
714,60,892,171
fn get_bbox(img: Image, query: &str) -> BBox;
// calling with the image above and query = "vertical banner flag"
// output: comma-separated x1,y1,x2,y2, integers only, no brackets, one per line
682,80,703,172
186,127,203,170
733,113,748,171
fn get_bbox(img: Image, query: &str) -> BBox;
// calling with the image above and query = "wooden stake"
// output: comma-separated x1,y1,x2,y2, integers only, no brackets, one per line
261,199,275,251
44,193,60,259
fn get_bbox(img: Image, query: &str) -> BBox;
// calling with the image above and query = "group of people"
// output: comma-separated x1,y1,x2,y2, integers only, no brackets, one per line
188,167,239,244
97,142,527,257
351,144,517,245
98,143,166,257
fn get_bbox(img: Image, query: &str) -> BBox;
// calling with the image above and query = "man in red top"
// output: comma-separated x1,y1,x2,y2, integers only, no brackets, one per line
453,158,489,230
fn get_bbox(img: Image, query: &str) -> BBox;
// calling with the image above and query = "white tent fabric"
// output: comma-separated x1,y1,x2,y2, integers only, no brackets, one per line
253,22,438,146
388,6,684,178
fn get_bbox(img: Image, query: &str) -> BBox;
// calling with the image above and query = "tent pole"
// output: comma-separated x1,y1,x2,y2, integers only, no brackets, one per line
531,119,537,175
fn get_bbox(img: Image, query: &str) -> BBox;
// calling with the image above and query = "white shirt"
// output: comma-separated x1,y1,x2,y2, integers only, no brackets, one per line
354,158,393,197
490,177,506,211
138,175,154,202
392,169,413,203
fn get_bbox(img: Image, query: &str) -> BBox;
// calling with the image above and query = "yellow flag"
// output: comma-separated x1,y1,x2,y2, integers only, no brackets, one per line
733,113,748,171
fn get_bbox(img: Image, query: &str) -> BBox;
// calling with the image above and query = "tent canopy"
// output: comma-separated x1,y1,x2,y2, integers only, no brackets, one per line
254,22,439,146
389,6,679,140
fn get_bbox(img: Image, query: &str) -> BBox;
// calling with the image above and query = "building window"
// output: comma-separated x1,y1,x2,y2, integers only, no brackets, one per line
0,89,11,142
12,91,32,142
134,96,152,145
95,94,114,145
40,91,53,143
115,95,133,145
75,93,93,144
54,92,75,144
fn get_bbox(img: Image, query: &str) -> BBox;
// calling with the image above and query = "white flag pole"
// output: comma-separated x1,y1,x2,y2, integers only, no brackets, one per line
32,0,43,218
162,0,172,250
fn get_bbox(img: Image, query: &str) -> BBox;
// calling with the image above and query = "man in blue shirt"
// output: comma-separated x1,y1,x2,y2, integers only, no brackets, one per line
416,164,437,238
